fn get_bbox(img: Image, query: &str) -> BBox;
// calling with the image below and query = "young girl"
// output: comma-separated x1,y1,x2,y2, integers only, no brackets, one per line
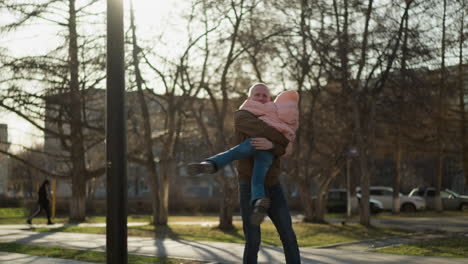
187,88,299,225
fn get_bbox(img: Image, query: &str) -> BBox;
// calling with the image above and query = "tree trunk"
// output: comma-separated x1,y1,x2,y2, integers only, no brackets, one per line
435,154,444,212
216,133,236,230
313,193,326,223
352,102,371,226
150,190,159,225
457,12,467,182
349,164,358,215
218,170,235,230
312,169,340,223
156,98,179,225
213,0,246,231
392,129,402,214
129,1,162,225
333,0,371,224
68,0,87,222
298,178,314,222
70,179,86,221
313,184,328,223
393,10,408,215
157,158,172,224
435,0,447,213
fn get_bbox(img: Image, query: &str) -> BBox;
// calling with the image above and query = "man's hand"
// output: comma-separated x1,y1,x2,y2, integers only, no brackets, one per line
251,137,274,150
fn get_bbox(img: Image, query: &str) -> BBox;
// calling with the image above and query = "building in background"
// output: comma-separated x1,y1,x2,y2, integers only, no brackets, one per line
43,89,229,202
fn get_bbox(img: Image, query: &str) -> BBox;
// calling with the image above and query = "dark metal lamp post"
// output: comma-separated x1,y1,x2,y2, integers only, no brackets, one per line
106,0,127,263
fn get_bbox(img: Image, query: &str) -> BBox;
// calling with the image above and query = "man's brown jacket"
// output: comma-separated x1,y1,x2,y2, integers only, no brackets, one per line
234,110,289,186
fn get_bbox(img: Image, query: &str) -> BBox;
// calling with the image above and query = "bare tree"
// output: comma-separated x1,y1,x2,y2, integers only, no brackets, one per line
327,0,414,225
128,0,162,225
127,0,223,225
0,0,106,222
274,0,356,223
180,0,275,230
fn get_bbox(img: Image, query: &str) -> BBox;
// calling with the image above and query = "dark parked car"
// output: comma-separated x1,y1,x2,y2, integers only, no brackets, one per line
327,188,383,214
292,189,384,214
408,187,468,211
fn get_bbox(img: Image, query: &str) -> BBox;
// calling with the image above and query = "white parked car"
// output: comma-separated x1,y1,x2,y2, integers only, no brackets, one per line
357,186,426,212
408,187,468,211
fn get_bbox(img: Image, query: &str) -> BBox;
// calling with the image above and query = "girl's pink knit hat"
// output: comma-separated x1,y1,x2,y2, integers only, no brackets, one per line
274,90,299,103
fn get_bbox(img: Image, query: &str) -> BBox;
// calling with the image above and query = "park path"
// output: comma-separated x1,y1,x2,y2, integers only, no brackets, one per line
0,251,97,264
1,223,467,264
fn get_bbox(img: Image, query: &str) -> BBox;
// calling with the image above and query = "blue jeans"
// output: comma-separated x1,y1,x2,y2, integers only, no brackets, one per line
207,138,274,202
239,180,301,264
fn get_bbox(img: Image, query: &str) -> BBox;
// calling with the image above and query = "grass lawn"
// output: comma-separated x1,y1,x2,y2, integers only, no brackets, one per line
0,207,28,217
31,222,410,247
0,208,351,225
0,208,220,224
0,242,206,263
0,215,154,225
376,211,468,218
86,215,220,223
375,234,468,258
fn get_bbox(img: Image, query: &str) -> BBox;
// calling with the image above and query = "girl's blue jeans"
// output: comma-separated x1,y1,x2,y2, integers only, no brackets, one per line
206,138,274,202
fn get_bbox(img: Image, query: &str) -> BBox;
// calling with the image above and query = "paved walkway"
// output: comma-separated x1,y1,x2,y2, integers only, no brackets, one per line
1,225,467,264
0,251,97,264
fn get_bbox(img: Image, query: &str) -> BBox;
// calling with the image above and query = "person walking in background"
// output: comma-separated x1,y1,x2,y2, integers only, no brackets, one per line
27,179,54,225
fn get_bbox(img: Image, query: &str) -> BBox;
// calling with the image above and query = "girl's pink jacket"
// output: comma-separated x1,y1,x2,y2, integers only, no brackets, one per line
239,90,299,143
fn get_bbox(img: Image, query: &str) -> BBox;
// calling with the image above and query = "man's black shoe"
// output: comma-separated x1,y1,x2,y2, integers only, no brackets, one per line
26,219,32,225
